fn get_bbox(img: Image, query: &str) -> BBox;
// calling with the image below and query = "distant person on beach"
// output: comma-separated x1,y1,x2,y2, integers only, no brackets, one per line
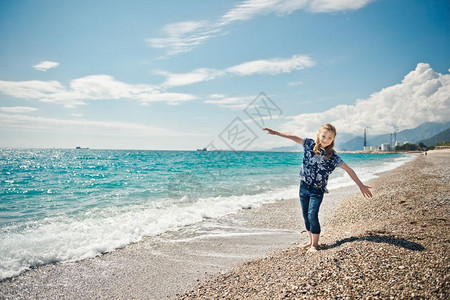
263,124,372,252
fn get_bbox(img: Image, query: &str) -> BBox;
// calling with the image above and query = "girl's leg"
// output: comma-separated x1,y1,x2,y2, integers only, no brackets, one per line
306,192,324,252
300,231,312,249
299,187,312,249
308,234,320,252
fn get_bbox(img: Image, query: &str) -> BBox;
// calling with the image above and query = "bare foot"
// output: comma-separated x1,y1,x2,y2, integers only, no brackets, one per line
299,243,311,250
307,246,319,253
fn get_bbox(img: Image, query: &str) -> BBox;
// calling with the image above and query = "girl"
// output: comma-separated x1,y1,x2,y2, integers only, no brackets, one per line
263,124,372,252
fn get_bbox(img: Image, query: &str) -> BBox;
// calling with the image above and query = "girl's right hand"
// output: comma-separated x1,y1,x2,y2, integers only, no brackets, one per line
263,128,277,135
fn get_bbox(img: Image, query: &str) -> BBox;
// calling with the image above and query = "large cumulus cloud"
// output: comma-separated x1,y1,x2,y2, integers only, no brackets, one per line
281,63,450,138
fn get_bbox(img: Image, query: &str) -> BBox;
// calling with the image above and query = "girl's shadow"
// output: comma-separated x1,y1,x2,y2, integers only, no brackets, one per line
321,233,425,251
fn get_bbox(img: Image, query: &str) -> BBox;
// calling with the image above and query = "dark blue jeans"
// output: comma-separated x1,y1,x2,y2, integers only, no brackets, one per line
299,180,324,234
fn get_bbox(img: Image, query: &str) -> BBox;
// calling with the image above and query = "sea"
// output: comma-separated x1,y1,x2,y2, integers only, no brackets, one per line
0,148,413,280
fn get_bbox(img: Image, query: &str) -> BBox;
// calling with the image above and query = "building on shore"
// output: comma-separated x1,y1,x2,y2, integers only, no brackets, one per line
381,143,391,151
363,143,392,152
364,146,380,152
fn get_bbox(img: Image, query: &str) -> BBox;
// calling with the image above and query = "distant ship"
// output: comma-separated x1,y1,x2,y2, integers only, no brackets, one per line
196,147,207,151
76,147,89,150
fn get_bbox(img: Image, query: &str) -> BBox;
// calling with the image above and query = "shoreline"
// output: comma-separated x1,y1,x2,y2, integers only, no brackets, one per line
179,150,449,299
0,175,362,299
0,188,359,299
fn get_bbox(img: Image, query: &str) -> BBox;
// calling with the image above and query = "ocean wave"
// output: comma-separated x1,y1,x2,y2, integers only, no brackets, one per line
0,185,298,281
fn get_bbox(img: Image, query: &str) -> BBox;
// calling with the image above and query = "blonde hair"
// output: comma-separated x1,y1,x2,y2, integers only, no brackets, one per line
314,123,337,160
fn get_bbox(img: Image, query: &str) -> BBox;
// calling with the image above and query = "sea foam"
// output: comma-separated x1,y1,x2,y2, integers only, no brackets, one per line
0,185,298,280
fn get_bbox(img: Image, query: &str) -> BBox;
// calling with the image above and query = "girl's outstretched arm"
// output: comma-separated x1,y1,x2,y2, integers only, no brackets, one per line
339,162,373,198
263,128,304,145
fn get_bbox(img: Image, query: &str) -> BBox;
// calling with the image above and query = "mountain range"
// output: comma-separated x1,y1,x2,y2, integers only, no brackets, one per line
420,128,450,146
338,121,450,150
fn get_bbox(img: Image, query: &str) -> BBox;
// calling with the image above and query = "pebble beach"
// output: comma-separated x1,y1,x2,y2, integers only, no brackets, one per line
180,151,449,299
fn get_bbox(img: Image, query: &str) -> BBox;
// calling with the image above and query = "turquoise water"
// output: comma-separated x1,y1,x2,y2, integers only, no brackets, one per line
0,149,412,280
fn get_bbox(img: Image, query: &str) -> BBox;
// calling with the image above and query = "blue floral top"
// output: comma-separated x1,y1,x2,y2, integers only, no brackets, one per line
300,138,344,193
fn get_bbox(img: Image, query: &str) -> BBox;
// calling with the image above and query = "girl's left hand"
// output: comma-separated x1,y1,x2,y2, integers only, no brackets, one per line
359,185,373,198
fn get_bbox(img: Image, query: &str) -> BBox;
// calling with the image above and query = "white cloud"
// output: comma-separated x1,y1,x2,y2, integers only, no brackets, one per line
33,61,60,71
204,94,254,110
147,21,222,57
0,106,39,114
149,0,374,56
204,94,287,124
157,54,315,88
0,75,196,107
158,68,224,88
0,113,196,137
307,0,375,13
288,80,303,86
137,91,195,105
70,75,136,99
221,0,375,24
281,63,450,139
0,80,66,99
226,55,315,76
220,0,308,25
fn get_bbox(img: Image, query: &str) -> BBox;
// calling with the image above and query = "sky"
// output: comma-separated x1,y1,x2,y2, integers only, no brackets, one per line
0,0,449,150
